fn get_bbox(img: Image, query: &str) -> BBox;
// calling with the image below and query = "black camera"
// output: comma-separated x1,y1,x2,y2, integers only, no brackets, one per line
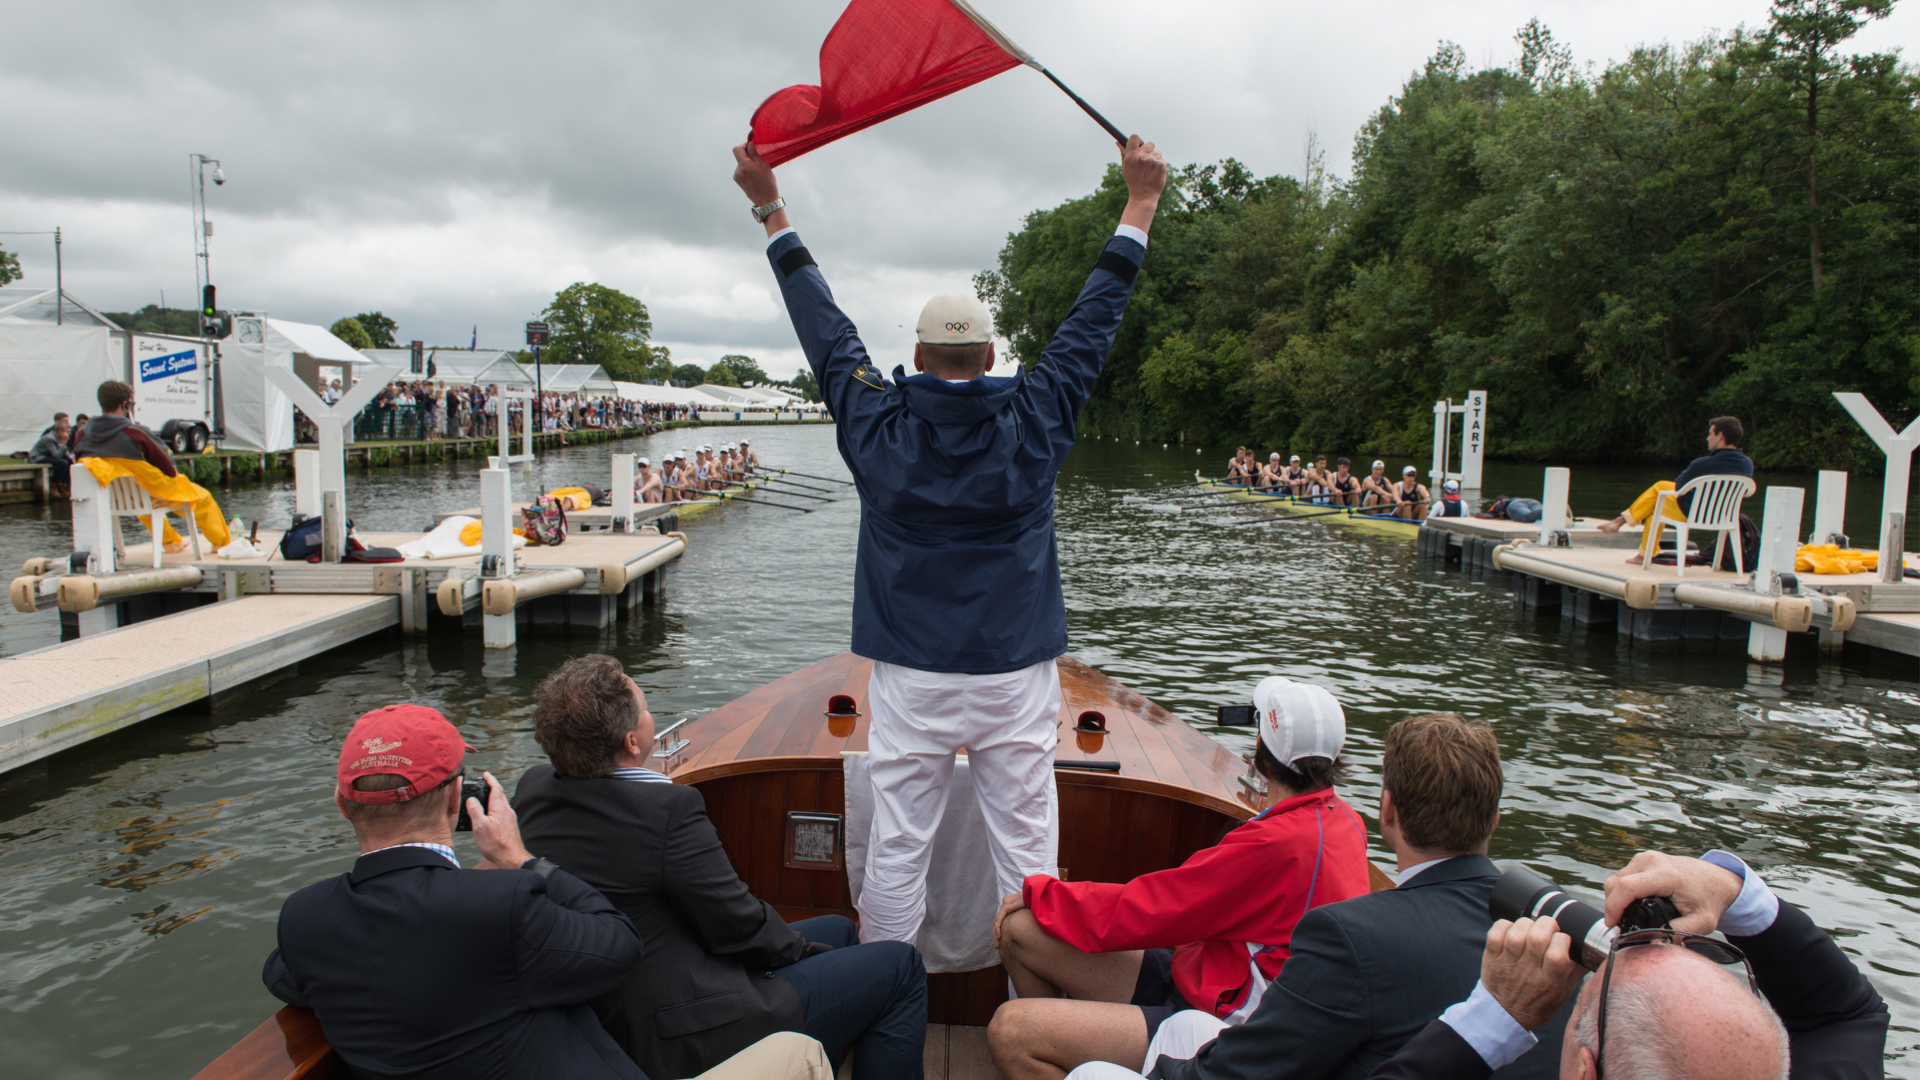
454,775,489,832
1216,704,1257,726
1489,864,1681,971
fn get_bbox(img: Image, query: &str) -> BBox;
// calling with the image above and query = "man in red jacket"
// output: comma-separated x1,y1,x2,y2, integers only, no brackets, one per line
986,678,1372,1080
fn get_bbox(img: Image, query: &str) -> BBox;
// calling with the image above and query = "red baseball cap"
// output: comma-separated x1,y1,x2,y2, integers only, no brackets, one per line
336,704,473,804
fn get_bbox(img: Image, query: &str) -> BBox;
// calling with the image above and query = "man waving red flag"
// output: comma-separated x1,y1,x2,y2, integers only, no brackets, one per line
751,0,1124,165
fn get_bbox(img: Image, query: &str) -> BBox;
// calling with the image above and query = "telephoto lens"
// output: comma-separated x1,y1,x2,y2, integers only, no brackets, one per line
1489,864,1617,971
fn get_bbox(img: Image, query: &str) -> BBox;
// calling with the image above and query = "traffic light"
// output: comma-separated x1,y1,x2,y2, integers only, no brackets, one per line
202,284,216,317
201,284,225,338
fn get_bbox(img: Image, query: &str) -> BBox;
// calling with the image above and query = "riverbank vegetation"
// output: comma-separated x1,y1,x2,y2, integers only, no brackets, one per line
978,2,1917,471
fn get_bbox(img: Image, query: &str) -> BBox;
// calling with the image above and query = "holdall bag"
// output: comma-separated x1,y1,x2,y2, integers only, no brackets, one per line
520,496,568,546
279,514,360,562
343,545,406,563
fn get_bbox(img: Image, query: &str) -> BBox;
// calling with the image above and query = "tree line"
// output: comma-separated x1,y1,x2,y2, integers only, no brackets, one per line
977,1,1917,471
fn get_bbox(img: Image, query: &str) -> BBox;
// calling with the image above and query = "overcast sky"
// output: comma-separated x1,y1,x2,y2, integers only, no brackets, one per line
2,0,1916,381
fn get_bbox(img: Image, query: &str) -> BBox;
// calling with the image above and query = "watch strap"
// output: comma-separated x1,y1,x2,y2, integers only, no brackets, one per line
751,197,787,224
520,856,558,880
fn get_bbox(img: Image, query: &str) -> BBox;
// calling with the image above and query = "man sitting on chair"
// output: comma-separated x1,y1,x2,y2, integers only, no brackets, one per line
1596,416,1752,566
73,380,231,553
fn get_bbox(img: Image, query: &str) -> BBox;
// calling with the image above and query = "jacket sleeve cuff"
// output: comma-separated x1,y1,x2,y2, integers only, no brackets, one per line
1700,850,1780,937
1439,981,1538,1070
1115,224,1149,248
766,226,798,249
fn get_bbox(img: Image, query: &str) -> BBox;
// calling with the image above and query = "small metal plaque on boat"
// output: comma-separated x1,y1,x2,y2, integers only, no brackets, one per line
783,812,843,871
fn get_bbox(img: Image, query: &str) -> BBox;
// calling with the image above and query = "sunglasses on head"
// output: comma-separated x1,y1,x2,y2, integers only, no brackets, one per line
1595,928,1760,1078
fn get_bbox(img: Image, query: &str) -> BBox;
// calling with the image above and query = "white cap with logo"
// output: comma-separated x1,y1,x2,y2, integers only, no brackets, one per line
1252,676,1346,767
916,294,994,344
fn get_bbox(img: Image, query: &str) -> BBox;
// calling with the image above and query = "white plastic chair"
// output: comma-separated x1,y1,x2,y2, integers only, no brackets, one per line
107,475,201,567
1650,474,1755,578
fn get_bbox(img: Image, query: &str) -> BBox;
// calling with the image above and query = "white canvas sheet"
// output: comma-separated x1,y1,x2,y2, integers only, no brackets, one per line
0,324,119,455
219,340,295,452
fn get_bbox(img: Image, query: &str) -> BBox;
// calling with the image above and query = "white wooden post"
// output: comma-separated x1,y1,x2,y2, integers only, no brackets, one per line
1538,467,1571,544
266,364,399,562
1748,486,1805,663
321,490,345,564
611,453,636,533
496,395,509,463
522,397,535,460
1833,392,1919,565
1462,390,1488,489
69,466,115,636
493,391,535,464
480,466,516,648
1811,470,1848,546
293,448,320,520
1430,400,1450,487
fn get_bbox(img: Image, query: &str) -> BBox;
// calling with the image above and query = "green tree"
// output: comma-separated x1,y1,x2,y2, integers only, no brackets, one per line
542,282,656,381
353,311,399,348
102,305,200,335
704,363,741,387
789,368,822,402
0,245,20,287
329,316,373,350
672,362,708,385
712,354,768,385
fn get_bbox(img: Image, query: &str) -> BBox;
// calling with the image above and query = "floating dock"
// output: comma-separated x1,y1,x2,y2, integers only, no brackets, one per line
0,593,399,774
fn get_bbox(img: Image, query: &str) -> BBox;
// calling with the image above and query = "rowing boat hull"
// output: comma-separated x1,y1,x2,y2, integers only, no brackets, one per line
1193,474,1422,537
660,476,765,521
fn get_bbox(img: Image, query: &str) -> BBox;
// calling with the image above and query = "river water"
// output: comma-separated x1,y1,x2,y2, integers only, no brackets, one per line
0,426,1915,1076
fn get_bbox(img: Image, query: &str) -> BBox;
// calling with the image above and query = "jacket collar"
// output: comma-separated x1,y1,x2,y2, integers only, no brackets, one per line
350,844,459,883
1249,787,1344,822
893,367,1022,425
1395,853,1498,889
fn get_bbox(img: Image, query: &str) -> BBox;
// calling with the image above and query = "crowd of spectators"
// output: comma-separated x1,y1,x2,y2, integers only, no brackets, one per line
300,379,702,444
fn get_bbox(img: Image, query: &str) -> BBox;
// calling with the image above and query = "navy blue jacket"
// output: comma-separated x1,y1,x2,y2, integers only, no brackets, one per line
1367,893,1888,1080
1672,446,1754,513
263,847,648,1080
1148,857,1567,1080
769,229,1143,673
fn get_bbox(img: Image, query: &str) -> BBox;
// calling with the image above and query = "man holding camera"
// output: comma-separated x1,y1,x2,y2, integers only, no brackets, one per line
264,704,834,1080
1067,712,1568,1080
1369,850,1889,1080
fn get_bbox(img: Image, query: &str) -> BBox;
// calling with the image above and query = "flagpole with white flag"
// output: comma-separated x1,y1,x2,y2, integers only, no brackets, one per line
946,0,1128,144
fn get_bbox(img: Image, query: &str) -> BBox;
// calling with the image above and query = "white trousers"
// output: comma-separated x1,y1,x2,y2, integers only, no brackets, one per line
857,658,1061,945
1063,1011,1229,1079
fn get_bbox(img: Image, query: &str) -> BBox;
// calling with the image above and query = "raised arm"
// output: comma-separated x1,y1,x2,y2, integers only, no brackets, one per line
734,141,885,457
1018,136,1167,465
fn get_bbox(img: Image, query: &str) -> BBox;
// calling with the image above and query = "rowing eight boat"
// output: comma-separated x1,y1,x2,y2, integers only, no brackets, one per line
1192,473,1423,537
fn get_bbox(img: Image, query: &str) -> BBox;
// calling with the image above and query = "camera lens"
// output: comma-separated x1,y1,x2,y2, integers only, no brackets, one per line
1489,864,1616,971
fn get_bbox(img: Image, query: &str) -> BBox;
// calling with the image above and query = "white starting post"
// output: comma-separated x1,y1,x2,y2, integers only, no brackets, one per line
266,365,401,563
1749,486,1807,662
1430,390,1488,490
1833,392,1917,582
1810,470,1849,547
479,464,518,648
67,466,118,636
610,453,637,533
494,390,535,465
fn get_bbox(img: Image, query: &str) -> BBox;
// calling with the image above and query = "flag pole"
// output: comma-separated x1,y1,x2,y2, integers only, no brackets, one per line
948,0,1128,146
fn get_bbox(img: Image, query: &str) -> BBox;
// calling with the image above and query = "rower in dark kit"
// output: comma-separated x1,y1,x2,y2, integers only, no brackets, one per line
734,132,1167,948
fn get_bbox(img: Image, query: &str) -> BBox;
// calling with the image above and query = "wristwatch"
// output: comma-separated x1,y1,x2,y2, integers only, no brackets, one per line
751,197,787,224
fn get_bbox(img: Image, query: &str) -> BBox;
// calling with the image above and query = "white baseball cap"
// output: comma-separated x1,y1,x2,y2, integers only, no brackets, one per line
1442,478,1461,494
1289,454,1301,462
1270,452,1281,460
1252,677,1346,767
1372,460,1385,470
916,293,994,344
1403,465,1418,475
637,457,650,466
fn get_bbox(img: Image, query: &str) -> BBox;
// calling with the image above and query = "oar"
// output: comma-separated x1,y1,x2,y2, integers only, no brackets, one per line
740,484,834,503
762,467,854,487
750,473,840,495
722,492,816,512
1120,478,1212,494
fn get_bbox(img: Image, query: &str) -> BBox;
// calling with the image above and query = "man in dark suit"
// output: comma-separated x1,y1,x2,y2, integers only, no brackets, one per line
513,655,928,1080
1369,850,1888,1080
1064,712,1569,1080
263,703,832,1080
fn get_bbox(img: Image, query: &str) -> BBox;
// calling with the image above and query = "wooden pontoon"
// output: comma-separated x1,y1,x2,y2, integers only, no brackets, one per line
189,653,1393,1080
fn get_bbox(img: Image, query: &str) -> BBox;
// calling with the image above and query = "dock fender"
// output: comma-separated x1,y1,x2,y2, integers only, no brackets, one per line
10,575,40,614
1622,580,1659,610
58,575,101,613
1826,594,1857,633
598,563,629,595
1490,542,1522,570
668,531,688,545
436,576,468,618
481,579,517,617
21,556,55,576
1772,596,1814,634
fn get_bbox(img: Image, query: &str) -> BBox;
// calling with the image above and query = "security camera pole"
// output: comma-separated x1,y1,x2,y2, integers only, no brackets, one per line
190,153,227,438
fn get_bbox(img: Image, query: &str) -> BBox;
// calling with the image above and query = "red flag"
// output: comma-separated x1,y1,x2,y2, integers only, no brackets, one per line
749,0,1033,166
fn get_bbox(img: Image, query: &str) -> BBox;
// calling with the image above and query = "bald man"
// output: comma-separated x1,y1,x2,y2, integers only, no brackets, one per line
1362,849,1888,1080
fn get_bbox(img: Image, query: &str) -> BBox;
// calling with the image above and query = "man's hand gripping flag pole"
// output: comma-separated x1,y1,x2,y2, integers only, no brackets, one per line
748,0,1128,166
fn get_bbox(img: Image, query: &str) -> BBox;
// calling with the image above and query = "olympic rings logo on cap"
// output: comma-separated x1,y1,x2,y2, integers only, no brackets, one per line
944,321,969,334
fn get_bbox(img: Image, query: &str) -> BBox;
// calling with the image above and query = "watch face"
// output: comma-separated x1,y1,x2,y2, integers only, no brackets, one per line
237,319,263,343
